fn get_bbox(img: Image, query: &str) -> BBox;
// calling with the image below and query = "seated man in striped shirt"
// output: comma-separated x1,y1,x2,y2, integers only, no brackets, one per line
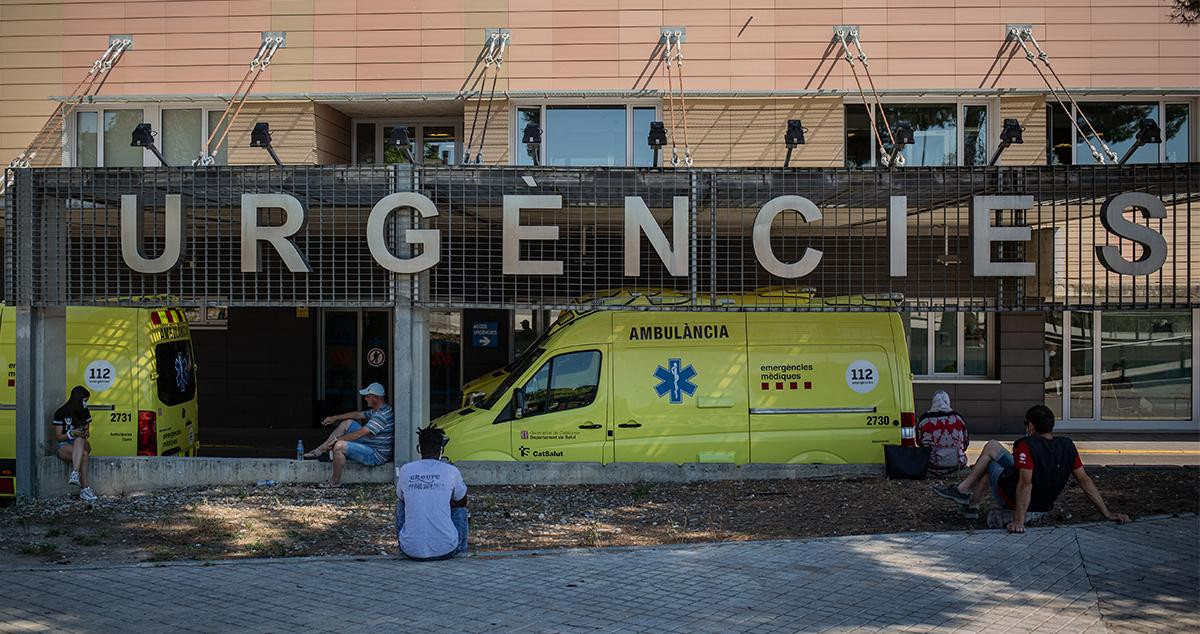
306,382,395,487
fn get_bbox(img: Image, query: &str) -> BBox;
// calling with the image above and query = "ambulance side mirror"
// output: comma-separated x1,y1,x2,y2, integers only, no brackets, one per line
467,391,486,407
512,388,526,419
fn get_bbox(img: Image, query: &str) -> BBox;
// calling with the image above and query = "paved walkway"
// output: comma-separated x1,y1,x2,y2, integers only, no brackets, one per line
1,516,1195,633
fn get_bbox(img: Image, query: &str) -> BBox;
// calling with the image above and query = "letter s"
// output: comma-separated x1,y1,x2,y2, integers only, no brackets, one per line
1095,192,1168,276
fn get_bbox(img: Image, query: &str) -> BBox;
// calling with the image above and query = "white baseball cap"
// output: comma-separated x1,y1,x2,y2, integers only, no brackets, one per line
358,382,386,397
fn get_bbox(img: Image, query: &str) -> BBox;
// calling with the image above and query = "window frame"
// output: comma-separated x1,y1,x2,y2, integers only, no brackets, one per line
66,104,229,167
508,101,661,167
908,311,994,379
349,118,463,165
843,97,999,168
1045,97,1196,165
517,349,603,420
1054,309,1199,431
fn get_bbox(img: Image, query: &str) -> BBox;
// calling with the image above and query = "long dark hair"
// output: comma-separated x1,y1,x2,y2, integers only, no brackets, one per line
64,385,91,424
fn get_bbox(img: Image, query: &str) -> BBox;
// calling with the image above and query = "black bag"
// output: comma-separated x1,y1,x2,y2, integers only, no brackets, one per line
884,444,931,480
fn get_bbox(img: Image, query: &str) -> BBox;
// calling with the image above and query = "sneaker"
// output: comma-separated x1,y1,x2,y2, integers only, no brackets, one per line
79,487,97,502
932,484,971,506
958,503,980,520
67,470,80,487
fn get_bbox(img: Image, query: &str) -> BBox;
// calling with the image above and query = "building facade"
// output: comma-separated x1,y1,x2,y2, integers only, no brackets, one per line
2,1,1197,449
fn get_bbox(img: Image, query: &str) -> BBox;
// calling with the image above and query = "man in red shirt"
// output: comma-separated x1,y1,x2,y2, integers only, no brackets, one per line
933,405,1130,532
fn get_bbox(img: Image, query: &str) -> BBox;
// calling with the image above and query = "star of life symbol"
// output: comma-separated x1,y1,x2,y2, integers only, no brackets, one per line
653,358,697,404
175,351,191,393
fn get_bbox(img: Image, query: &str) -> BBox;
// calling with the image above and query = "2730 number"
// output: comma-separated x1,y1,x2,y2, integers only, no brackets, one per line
865,415,892,426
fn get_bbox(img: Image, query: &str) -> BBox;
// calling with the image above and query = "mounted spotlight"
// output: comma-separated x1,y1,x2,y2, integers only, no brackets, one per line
988,118,1025,166
783,119,806,168
249,122,283,166
648,121,668,167
886,120,915,168
1119,119,1162,165
131,123,169,166
387,126,414,164
522,123,542,166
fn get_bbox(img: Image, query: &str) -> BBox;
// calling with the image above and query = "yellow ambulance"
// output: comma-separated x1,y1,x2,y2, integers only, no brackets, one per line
438,300,916,465
0,306,199,497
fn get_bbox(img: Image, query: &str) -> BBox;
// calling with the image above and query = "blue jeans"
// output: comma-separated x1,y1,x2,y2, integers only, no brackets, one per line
987,446,1015,508
395,500,468,561
341,423,387,467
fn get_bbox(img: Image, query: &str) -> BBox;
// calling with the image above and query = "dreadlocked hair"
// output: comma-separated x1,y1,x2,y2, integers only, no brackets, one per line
417,425,446,454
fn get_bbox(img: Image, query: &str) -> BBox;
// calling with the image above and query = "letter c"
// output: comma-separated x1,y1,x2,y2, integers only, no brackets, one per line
753,195,824,278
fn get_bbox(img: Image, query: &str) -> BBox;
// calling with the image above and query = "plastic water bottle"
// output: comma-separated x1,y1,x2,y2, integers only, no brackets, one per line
296,439,305,461
256,479,277,486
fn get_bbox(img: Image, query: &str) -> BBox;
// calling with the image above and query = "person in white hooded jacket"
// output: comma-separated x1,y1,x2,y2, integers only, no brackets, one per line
915,391,969,477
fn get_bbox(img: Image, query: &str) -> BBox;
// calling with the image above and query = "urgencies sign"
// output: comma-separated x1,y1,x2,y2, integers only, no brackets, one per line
119,191,1168,278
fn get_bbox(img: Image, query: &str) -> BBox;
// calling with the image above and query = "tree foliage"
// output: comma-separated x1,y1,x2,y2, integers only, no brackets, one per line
1171,0,1199,24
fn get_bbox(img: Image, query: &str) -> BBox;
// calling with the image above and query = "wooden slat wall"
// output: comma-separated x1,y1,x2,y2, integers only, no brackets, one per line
314,103,350,165
680,97,843,168
224,102,317,165
463,98,510,166
999,96,1048,166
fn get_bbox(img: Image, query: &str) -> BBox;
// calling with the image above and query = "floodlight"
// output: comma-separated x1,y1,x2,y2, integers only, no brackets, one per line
131,123,168,166
1119,119,1162,165
648,121,668,167
522,123,542,166
989,118,1025,166
249,122,282,166
783,119,806,168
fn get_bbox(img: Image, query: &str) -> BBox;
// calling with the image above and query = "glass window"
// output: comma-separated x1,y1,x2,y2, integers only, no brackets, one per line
909,314,928,375
103,109,144,167
963,312,987,376
383,125,416,164
632,107,657,167
844,104,956,166
844,105,873,168
1046,104,1073,165
76,112,97,167
520,350,601,417
1044,313,1065,420
546,106,626,167
355,122,375,164
162,109,202,167
155,340,196,406
206,111,229,166
422,126,457,166
962,105,988,167
1075,102,1159,165
514,310,537,355
1165,103,1190,163
1069,312,1095,419
515,107,541,166
1099,311,1192,421
932,313,958,373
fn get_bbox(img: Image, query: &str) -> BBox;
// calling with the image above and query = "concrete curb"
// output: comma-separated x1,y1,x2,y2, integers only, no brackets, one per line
36,456,884,497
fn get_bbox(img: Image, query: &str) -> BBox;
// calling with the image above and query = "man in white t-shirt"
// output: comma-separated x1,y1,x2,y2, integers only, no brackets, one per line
395,426,468,560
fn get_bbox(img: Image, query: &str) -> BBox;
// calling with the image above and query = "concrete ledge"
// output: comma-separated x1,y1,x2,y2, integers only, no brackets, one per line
35,456,884,498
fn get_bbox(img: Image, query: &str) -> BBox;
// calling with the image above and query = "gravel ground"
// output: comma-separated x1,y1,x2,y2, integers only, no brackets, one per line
1,467,1195,566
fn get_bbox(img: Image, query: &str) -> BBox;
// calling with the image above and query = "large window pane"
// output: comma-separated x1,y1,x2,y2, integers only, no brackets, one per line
632,107,657,167
844,104,872,167
162,109,202,166
422,125,456,165
515,107,540,166
933,313,958,374
382,125,416,164
355,122,375,164
1075,102,1159,165
1046,104,1072,165
103,109,144,167
207,111,228,166
1100,311,1192,420
962,105,988,167
909,314,929,374
546,106,626,167
547,351,601,411
1165,103,1190,163
1070,312,1095,419
76,111,97,167
1044,313,1065,420
963,312,987,375
881,104,957,166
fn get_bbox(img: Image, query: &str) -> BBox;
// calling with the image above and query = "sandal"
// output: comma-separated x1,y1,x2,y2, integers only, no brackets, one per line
318,480,341,489
302,449,325,459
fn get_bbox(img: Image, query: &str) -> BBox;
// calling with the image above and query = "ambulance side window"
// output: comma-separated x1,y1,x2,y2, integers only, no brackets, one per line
519,350,601,419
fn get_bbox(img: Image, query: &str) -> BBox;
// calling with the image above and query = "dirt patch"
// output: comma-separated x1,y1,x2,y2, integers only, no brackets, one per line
1,467,1195,566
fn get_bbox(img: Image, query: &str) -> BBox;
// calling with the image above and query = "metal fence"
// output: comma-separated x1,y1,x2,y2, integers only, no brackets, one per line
5,164,1197,311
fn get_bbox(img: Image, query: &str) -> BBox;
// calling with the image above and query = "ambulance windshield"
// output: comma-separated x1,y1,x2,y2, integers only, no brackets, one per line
482,348,544,410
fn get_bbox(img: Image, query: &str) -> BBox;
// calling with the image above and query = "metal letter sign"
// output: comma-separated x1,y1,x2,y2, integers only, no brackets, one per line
1095,192,1168,276
472,322,499,348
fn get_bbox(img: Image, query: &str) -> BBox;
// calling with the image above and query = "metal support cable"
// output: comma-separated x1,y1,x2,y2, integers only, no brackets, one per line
673,32,693,167
1025,30,1118,162
474,34,509,164
206,37,282,163
204,40,270,153
1012,33,1104,163
837,30,889,165
852,36,896,148
663,34,680,166
462,34,499,164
